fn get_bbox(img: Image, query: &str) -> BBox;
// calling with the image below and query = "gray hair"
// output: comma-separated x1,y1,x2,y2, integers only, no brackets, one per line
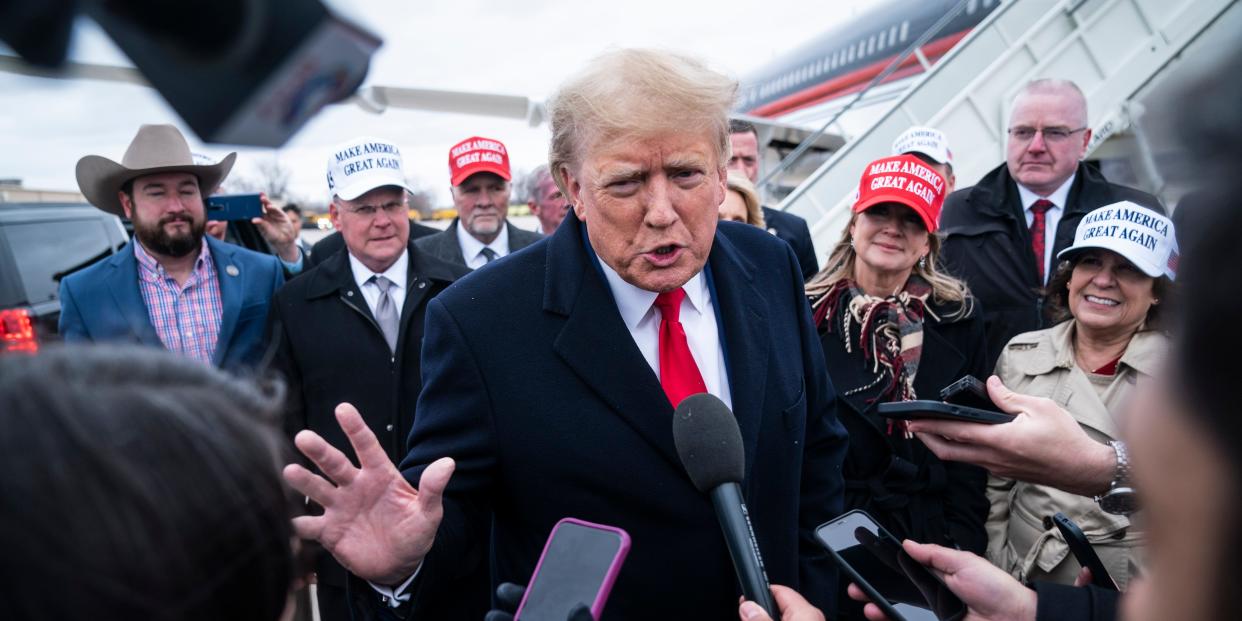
524,164,554,203
546,48,738,195
1011,78,1088,127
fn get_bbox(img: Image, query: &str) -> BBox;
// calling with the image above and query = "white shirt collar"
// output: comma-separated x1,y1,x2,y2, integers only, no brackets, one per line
1017,172,1076,211
597,260,708,330
456,219,510,263
348,247,409,291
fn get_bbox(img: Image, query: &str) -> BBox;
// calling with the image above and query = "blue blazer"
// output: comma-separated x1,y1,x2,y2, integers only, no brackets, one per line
394,212,848,619
58,236,284,371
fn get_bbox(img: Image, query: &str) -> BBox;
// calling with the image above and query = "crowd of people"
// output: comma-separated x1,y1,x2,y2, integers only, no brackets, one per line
4,39,1237,621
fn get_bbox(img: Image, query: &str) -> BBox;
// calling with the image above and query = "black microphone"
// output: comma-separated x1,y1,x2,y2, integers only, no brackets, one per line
672,393,779,619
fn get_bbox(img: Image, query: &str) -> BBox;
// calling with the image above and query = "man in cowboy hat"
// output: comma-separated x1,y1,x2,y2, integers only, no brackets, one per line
58,124,286,371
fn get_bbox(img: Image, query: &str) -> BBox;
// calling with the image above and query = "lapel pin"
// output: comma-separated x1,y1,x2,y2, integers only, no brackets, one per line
225,265,240,277
346,290,354,296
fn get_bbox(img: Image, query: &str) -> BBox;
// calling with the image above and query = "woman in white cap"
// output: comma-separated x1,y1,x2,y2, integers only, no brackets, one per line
987,200,1177,589
806,154,989,618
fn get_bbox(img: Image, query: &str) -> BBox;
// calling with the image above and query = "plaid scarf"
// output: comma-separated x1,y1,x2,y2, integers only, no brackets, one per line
812,276,938,435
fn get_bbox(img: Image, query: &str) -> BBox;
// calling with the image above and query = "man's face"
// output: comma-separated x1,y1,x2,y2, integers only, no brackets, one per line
452,172,511,243
1006,91,1091,195
529,174,569,235
119,172,206,258
728,131,761,184
563,131,725,292
330,186,410,273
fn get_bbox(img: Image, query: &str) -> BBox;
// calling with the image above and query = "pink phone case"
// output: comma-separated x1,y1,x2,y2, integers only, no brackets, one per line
515,517,631,620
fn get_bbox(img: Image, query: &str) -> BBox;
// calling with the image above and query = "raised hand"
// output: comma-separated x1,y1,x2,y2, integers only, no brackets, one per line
283,402,454,585
909,375,1116,496
251,192,301,263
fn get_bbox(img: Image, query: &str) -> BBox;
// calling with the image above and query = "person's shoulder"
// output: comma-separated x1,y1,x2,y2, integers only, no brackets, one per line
761,206,809,228
435,239,546,309
507,223,545,244
718,219,790,253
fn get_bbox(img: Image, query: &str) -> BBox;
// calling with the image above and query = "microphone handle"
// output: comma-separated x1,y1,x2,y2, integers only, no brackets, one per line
710,483,779,620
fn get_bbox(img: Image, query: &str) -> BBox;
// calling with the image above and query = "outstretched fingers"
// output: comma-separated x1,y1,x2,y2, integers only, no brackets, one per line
284,463,338,508
294,429,358,486
291,514,325,542
336,403,392,471
415,457,456,513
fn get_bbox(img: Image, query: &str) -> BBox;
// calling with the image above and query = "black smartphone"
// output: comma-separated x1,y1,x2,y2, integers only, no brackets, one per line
205,193,263,221
1052,513,1119,591
515,518,631,621
939,376,999,412
877,401,1015,425
816,510,966,621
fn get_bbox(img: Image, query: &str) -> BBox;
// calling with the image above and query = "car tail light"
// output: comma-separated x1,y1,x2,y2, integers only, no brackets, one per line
0,308,38,354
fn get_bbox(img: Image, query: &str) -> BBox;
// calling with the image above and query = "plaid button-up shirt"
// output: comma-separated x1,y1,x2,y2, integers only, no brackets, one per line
134,239,223,364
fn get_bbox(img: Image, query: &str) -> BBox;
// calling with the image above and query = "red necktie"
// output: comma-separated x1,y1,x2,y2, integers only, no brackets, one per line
654,288,708,408
1029,199,1054,284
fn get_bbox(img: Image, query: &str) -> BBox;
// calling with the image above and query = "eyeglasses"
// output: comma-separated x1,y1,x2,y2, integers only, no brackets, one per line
1007,126,1088,143
342,201,405,218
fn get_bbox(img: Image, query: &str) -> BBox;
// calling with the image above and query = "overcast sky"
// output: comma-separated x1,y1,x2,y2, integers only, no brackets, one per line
0,0,878,206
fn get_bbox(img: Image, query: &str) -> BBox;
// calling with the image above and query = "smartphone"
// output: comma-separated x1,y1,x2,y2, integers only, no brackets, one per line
1052,513,1119,591
816,510,966,621
515,518,630,621
205,193,263,221
939,376,999,412
877,401,1015,425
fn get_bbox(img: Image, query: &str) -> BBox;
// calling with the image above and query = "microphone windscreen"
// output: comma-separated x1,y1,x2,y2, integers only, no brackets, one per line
672,393,744,493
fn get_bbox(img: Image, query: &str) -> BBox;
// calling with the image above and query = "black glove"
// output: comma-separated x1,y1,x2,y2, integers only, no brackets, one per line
484,582,595,621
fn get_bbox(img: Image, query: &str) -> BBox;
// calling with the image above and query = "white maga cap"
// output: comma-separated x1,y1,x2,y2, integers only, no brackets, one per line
1058,201,1179,280
326,136,412,200
892,126,952,165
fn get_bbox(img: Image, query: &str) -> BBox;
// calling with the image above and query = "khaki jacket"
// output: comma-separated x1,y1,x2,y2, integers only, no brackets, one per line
987,320,1167,588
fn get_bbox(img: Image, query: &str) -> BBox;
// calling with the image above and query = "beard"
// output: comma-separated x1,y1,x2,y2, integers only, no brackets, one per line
133,212,205,258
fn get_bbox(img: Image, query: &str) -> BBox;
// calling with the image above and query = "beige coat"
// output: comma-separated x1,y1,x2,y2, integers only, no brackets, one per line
987,320,1166,588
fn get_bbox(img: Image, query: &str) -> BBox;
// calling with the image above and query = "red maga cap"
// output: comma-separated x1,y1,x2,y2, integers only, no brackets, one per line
853,154,947,232
448,136,511,186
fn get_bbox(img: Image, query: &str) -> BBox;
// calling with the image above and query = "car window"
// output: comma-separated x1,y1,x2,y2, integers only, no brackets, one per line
0,218,119,305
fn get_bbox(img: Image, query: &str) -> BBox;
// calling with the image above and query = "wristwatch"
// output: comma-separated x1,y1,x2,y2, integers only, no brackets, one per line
1095,440,1138,516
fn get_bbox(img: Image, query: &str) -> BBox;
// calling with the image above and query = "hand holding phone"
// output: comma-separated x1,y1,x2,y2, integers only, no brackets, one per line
514,518,630,621
205,193,264,221
878,376,1015,425
1052,513,1119,591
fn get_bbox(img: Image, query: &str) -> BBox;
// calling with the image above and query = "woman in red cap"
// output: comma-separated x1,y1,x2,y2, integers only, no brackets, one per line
805,154,989,619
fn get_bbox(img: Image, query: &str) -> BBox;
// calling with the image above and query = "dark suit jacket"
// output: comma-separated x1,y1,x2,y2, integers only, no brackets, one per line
393,213,848,619
939,162,1164,368
265,242,468,589
763,206,819,281
307,220,440,268
819,297,990,550
412,218,542,268
58,236,283,371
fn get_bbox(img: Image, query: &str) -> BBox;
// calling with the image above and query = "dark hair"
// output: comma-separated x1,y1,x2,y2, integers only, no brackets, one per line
1043,252,1172,328
729,119,758,138
120,178,135,202
0,345,299,620
282,203,302,216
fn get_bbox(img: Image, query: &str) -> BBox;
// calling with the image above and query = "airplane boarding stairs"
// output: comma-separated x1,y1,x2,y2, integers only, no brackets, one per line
774,0,1239,257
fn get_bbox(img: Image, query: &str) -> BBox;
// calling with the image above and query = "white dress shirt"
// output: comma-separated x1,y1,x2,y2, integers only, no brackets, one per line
1017,173,1075,284
598,261,734,411
456,221,511,269
348,249,409,316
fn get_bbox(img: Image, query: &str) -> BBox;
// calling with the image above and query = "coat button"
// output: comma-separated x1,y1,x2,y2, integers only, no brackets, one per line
386,424,394,432
418,281,426,289
1042,516,1054,530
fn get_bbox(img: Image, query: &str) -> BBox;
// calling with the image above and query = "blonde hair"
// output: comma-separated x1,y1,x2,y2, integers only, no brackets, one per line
546,48,737,195
725,171,765,228
805,212,973,319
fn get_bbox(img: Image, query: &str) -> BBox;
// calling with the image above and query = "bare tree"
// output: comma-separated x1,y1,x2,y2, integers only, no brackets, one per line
219,156,293,199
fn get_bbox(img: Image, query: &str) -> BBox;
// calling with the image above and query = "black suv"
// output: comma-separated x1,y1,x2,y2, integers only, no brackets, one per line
0,202,129,353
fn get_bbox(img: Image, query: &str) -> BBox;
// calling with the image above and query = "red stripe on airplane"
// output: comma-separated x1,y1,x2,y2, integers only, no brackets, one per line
747,30,971,118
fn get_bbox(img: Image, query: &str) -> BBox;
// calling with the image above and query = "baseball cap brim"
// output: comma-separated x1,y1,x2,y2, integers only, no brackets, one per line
853,194,938,233
1057,241,1168,279
333,173,413,201
451,163,511,187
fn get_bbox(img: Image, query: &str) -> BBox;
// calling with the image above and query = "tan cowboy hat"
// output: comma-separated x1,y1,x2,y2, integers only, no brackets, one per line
75,124,237,217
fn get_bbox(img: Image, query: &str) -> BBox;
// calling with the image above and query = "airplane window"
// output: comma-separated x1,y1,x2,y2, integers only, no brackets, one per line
967,0,978,13
878,31,887,49
890,26,899,46
848,46,855,62
868,35,876,55
900,21,909,42
857,40,865,57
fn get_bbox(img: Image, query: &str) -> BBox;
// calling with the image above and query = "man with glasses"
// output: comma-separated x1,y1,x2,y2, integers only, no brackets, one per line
415,136,544,269
264,136,470,620
939,79,1163,367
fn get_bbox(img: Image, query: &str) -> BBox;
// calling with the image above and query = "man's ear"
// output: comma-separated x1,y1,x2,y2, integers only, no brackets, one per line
117,190,134,219
560,164,586,222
